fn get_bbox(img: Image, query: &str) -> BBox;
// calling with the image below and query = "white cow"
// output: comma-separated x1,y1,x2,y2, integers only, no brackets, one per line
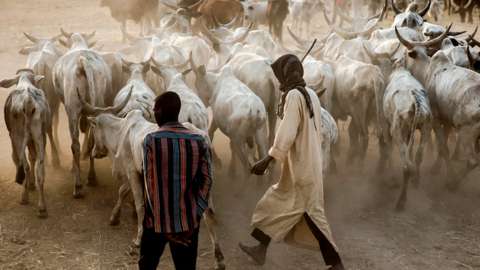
227,52,278,144
83,109,225,269
150,59,209,131
1,69,58,218
381,65,432,210
396,25,480,190
326,56,385,165
289,0,323,38
53,30,114,197
114,60,156,121
19,33,63,166
189,55,268,173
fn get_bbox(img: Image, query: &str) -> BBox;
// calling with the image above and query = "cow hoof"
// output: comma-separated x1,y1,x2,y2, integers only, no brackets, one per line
28,182,36,191
87,174,98,187
20,198,29,205
73,186,85,199
109,216,120,226
446,181,460,193
395,201,406,212
37,209,48,219
215,262,226,270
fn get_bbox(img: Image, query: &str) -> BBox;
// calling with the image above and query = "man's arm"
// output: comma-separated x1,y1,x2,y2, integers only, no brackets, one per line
196,139,213,218
268,90,303,161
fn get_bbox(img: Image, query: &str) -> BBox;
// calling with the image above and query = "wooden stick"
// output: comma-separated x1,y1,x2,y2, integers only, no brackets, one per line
301,38,318,63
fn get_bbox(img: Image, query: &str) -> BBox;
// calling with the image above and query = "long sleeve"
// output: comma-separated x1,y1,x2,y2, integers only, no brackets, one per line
195,139,213,218
269,90,303,161
143,134,155,228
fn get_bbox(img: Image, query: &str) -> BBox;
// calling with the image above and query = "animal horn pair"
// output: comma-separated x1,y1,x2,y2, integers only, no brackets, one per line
391,0,431,17
77,87,133,116
395,24,452,50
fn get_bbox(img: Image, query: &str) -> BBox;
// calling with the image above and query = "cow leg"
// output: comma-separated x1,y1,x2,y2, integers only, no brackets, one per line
19,139,31,205
209,120,222,166
47,122,60,168
30,131,48,218
110,178,130,226
68,114,83,198
121,20,127,43
430,123,450,174
412,124,431,188
267,107,277,146
347,121,359,164
128,170,144,247
446,125,479,191
395,136,413,211
202,202,225,270
255,124,268,162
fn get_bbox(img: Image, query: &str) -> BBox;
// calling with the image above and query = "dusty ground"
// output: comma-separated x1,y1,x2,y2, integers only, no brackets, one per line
0,1,480,269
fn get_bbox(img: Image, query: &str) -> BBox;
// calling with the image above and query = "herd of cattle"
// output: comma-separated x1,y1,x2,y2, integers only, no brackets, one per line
1,0,480,268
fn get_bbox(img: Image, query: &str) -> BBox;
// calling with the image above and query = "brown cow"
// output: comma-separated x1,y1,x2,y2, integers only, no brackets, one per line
161,0,244,29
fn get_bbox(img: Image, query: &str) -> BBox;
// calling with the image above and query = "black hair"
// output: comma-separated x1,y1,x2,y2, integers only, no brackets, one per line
153,92,181,126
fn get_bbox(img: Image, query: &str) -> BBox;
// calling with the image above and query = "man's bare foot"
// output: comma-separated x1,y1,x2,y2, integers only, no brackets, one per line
238,242,267,265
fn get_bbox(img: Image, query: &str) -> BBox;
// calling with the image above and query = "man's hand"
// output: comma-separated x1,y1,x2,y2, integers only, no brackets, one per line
251,155,274,175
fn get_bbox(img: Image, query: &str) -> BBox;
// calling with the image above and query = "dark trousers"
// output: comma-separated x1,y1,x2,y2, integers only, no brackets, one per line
139,227,199,270
252,213,342,266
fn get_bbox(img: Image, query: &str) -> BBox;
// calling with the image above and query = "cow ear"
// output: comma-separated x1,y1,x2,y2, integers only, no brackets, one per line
59,38,69,48
182,69,192,77
87,116,97,127
0,77,19,88
19,46,33,55
150,65,162,76
198,65,206,75
34,75,45,85
408,50,418,59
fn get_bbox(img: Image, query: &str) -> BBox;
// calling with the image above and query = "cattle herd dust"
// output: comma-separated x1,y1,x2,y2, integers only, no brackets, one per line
0,0,480,269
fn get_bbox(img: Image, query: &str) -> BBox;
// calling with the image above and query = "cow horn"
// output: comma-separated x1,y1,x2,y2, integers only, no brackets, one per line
60,28,72,38
287,26,308,48
84,30,96,41
159,0,179,10
78,87,133,116
150,54,189,70
199,21,221,46
467,46,476,68
121,58,134,67
465,0,474,9
395,26,414,49
188,51,202,74
368,0,388,21
391,0,403,14
418,0,431,17
466,26,478,42
23,32,39,43
396,24,452,49
227,22,253,44
332,18,380,40
334,5,353,24
184,0,205,11
448,30,467,36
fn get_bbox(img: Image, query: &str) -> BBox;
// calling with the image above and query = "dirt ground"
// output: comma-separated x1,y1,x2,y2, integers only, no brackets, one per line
0,1,480,269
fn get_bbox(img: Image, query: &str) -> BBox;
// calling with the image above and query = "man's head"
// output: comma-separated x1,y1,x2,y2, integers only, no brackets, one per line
153,92,182,127
270,54,305,92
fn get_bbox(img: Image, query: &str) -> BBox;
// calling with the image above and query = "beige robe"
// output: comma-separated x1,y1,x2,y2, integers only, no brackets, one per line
251,87,338,251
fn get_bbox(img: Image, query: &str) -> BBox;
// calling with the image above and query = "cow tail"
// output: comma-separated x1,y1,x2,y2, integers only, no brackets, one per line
78,56,96,133
408,90,419,149
16,95,35,185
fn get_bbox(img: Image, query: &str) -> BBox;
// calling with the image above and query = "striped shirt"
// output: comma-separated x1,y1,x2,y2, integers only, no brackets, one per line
143,122,212,233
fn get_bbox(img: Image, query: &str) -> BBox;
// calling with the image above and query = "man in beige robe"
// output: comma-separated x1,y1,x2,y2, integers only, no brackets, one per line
239,54,345,270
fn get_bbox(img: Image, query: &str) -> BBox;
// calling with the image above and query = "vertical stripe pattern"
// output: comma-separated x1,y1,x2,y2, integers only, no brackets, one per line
143,123,212,233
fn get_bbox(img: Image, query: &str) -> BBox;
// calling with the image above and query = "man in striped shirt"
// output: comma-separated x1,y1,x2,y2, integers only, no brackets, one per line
139,92,212,270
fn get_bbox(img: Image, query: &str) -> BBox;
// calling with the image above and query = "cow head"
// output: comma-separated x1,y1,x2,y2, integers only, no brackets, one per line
58,28,97,49
18,32,63,55
451,0,473,23
395,24,452,83
86,116,109,158
0,69,44,89
391,0,431,28
77,86,133,117
121,58,151,80
150,55,190,89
